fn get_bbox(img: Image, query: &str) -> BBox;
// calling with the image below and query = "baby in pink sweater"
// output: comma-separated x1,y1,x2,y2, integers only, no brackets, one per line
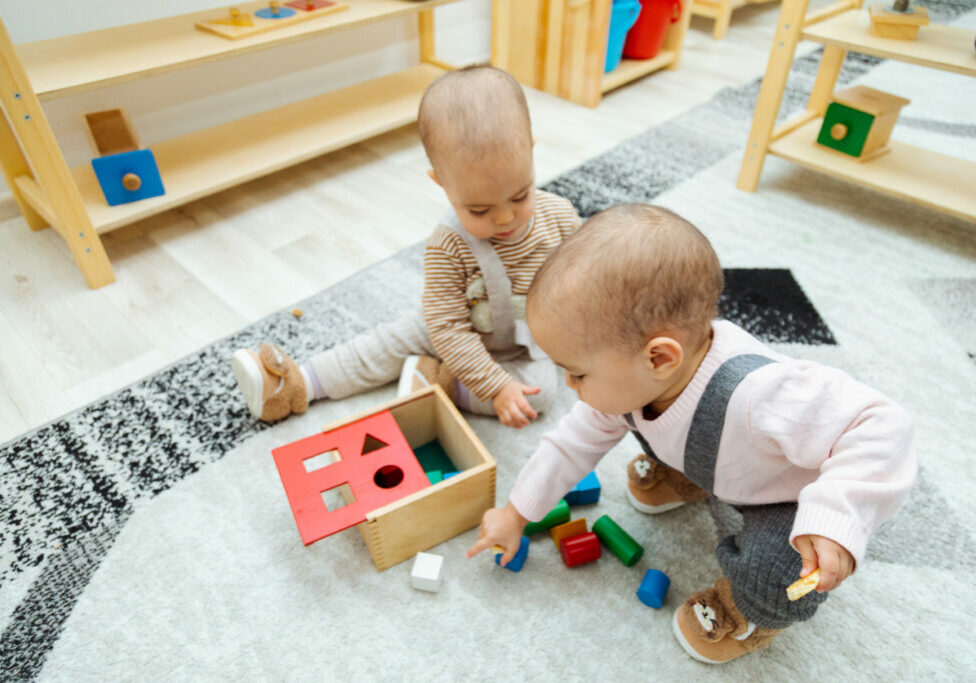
467,203,915,664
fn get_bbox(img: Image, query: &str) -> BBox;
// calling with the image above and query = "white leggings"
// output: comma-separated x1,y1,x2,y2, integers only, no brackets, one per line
303,311,559,416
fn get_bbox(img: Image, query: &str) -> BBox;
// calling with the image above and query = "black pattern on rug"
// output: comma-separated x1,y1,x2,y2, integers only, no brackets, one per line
1,0,971,676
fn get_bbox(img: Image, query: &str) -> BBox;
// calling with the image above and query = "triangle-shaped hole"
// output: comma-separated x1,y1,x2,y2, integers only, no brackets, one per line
361,433,389,455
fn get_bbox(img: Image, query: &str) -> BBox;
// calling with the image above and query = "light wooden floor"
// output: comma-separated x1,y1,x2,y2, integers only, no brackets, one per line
0,6,820,444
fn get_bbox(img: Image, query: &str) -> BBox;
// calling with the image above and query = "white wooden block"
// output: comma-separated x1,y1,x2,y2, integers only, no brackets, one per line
410,552,444,593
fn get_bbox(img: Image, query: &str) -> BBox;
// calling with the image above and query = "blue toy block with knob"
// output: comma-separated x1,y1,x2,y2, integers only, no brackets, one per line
565,471,601,505
636,568,670,608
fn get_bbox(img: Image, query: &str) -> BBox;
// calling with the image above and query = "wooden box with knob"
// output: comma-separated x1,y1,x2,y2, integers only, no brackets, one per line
85,108,165,206
815,86,910,163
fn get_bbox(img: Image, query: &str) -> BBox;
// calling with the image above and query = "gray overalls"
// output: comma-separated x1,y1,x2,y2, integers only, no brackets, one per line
625,354,828,629
304,209,557,416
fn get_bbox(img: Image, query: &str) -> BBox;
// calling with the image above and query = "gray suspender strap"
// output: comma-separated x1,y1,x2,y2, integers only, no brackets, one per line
439,211,543,357
683,354,776,494
624,353,776,495
624,413,664,465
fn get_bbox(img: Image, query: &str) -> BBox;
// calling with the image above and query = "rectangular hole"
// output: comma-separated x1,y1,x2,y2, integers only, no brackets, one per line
321,483,354,512
304,449,340,473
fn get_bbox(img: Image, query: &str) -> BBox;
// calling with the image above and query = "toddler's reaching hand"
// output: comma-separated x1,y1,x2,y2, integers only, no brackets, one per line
466,502,528,567
793,534,855,592
492,381,540,428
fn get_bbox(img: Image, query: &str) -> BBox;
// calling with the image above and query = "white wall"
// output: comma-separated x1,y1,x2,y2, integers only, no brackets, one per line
0,0,492,194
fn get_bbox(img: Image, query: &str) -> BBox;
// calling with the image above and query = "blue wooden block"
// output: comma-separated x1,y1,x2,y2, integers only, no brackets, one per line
443,471,459,480
494,536,529,573
565,471,601,505
636,568,670,608
91,149,164,206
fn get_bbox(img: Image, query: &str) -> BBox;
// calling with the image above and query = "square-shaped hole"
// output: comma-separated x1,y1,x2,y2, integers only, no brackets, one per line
321,483,354,511
304,449,340,473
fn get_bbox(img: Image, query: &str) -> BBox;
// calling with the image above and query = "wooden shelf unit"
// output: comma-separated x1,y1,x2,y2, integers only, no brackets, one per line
737,0,976,224
492,0,691,108
0,1,466,288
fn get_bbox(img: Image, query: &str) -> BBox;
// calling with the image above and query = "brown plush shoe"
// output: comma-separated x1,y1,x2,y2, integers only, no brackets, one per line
672,577,781,664
397,355,456,402
626,454,708,514
230,344,308,422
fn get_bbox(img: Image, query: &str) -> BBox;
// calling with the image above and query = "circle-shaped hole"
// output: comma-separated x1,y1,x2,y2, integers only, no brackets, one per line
374,465,404,489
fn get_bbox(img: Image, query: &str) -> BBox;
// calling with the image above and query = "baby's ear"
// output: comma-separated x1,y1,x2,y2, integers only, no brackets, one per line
644,336,683,374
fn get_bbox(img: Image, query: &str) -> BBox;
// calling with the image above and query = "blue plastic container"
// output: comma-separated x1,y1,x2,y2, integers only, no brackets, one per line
605,0,642,72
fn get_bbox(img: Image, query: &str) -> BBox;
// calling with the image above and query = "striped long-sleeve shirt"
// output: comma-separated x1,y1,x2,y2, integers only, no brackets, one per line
422,190,581,401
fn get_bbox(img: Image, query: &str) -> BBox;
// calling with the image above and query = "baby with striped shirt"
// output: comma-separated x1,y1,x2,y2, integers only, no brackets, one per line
231,65,580,427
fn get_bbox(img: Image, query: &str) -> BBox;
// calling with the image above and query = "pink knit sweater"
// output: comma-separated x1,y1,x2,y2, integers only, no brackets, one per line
509,320,916,566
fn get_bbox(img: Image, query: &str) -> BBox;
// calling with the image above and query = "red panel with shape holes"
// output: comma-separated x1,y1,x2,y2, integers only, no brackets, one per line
271,410,428,546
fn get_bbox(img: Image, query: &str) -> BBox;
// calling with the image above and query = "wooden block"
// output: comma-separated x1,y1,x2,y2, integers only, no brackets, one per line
868,4,929,40
636,568,670,608
495,536,530,572
523,499,571,535
550,518,587,549
559,532,601,567
592,514,643,566
411,552,444,592
564,471,601,505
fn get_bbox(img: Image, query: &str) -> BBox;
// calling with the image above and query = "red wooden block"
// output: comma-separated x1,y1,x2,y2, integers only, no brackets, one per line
559,532,602,567
271,410,428,546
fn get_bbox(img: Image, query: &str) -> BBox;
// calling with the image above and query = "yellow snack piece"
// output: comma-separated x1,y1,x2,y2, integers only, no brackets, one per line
786,568,821,601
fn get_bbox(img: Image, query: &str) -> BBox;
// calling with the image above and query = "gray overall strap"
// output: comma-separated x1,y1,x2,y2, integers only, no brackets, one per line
623,413,664,465
439,210,518,352
683,354,776,494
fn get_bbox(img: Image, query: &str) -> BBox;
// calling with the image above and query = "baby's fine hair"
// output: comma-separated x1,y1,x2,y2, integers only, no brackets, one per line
528,204,724,351
417,65,532,171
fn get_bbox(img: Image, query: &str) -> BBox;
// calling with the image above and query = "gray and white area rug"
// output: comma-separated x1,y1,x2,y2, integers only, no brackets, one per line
3,5,975,680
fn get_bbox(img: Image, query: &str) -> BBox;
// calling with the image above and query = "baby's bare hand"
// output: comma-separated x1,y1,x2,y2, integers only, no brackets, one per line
793,534,855,592
466,503,527,566
492,381,540,429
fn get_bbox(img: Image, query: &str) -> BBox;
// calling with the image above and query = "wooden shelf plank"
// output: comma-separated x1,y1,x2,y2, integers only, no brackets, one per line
601,52,676,93
76,63,446,233
768,118,976,223
802,10,976,77
19,0,460,100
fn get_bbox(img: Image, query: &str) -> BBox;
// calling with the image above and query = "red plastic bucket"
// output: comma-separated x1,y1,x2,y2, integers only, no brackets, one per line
622,0,681,60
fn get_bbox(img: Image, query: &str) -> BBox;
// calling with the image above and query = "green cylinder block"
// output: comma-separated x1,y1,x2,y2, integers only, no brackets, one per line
592,514,643,567
523,499,571,535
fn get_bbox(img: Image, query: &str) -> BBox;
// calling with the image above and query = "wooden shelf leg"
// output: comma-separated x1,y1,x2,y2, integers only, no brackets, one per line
664,0,694,69
0,107,47,231
419,9,435,63
491,0,511,70
806,44,846,115
736,0,810,192
713,0,733,39
0,18,114,288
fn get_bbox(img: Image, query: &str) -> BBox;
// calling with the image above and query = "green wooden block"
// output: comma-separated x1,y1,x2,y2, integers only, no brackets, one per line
523,499,571,535
427,470,443,485
592,514,643,567
817,102,875,158
413,440,457,476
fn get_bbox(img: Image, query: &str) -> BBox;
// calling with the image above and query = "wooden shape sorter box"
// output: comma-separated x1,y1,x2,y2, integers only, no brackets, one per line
271,385,496,571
